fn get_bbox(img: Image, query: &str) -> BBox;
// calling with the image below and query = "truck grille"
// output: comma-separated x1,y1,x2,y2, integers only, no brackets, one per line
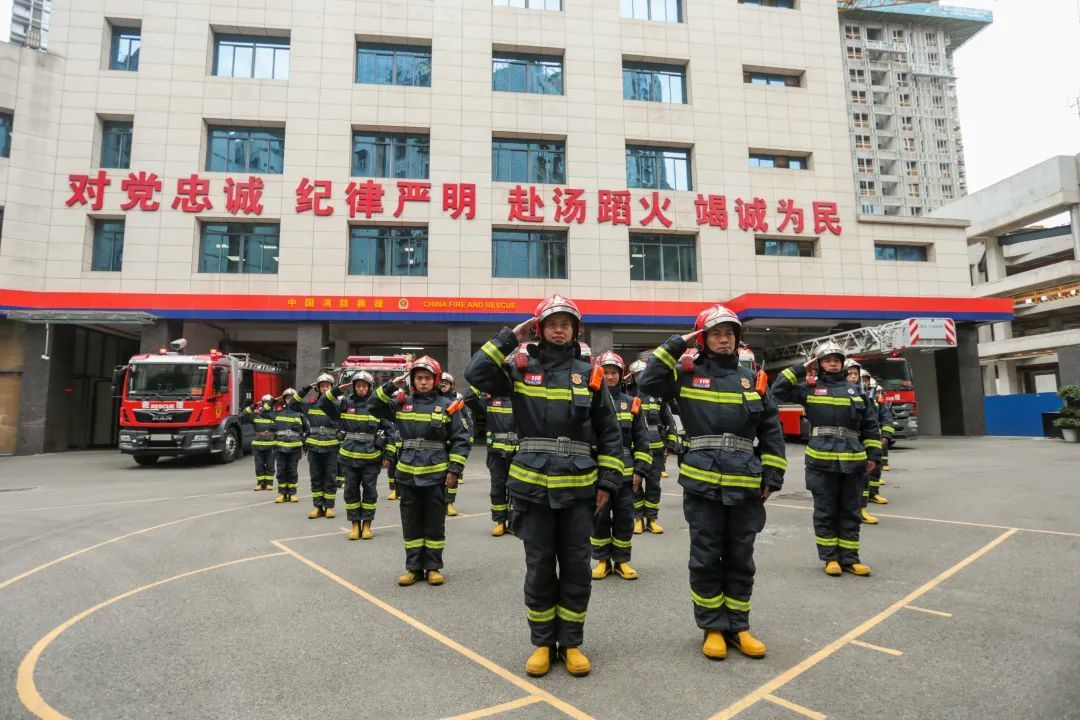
133,409,194,423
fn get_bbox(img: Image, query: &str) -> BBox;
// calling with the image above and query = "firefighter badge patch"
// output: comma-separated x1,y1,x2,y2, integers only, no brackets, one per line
620,402,628,411
433,405,443,413
740,377,751,389
570,373,583,384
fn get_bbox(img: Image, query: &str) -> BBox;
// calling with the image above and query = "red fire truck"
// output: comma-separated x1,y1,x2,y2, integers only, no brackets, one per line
115,339,288,465
338,355,414,385
764,318,958,442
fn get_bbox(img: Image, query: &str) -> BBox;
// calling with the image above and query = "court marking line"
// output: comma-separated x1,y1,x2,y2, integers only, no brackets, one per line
707,528,1017,720
904,605,952,618
0,497,288,591
273,539,595,720
439,695,544,720
16,552,286,720
0,490,254,515
762,693,827,720
276,512,488,544
849,639,903,657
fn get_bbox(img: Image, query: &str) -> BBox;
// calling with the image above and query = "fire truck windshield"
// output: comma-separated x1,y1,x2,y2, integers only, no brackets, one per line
127,363,208,398
860,358,912,389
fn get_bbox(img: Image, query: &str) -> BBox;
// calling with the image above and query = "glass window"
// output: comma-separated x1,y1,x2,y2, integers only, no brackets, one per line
356,43,431,87
492,229,567,279
623,62,686,103
620,0,682,22
213,34,290,80
755,237,815,258
749,153,808,170
348,226,428,276
493,0,562,9
100,120,133,168
0,112,11,158
492,53,563,95
630,234,697,281
626,145,691,191
351,132,430,179
206,126,285,174
875,244,928,262
91,219,125,271
738,0,796,7
199,222,280,274
213,366,230,395
744,71,800,87
492,139,566,184
109,26,140,71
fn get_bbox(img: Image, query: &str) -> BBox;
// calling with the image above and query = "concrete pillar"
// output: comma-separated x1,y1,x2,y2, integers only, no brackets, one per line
1059,344,1080,387
981,364,997,397
139,319,183,354
333,339,350,366
907,350,942,435
956,324,986,436
588,325,614,355
180,322,226,353
983,236,1007,282
295,323,328,389
1070,205,1080,260
17,324,74,455
995,360,1020,395
446,325,472,385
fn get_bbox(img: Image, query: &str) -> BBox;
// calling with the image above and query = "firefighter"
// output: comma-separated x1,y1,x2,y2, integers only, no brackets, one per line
626,359,679,534
844,359,862,384
302,373,340,519
321,369,391,540
865,375,894,499
272,388,308,503
479,377,518,537
639,305,786,660
439,372,474,517
242,394,277,490
773,343,881,577
372,357,471,587
591,351,651,581
385,423,401,501
465,294,623,679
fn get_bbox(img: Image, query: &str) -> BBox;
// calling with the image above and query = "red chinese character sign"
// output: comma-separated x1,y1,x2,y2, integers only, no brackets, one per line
61,169,845,236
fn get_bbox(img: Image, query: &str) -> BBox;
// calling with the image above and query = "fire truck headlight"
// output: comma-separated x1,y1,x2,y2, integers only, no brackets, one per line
192,434,209,442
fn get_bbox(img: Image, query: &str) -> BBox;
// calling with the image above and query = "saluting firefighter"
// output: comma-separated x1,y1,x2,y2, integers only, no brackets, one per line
466,294,624,679
271,388,308,504
772,343,881,577
478,375,519,537
844,360,877,524
372,357,471,587
639,304,786,660
626,359,679,534
438,372,474,517
384,422,402,501
865,373,894,492
591,351,651,581
321,369,394,540
242,394,277,491
301,374,341,519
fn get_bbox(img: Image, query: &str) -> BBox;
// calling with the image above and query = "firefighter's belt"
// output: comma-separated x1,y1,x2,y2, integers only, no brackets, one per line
402,439,446,451
345,432,376,442
688,434,755,453
812,426,860,441
278,430,300,439
517,437,593,457
255,431,274,439
492,432,519,444
310,428,337,437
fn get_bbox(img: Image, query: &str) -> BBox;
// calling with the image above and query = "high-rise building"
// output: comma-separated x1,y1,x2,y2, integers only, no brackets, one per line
839,2,991,218
9,0,51,50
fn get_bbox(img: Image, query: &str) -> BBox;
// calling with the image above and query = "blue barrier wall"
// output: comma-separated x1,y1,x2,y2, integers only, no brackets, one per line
984,393,1063,436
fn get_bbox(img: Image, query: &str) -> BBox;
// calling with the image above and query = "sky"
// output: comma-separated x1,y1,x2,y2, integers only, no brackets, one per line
0,0,1077,192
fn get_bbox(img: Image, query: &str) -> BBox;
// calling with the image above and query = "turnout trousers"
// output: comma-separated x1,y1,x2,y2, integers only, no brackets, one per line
252,446,275,487
592,481,635,563
683,491,765,633
343,461,380,523
634,451,665,520
806,467,864,565
307,451,338,509
275,450,301,497
487,453,513,523
515,498,593,649
399,484,447,572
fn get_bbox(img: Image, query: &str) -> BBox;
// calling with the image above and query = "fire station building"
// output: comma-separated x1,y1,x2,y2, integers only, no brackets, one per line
0,0,1010,454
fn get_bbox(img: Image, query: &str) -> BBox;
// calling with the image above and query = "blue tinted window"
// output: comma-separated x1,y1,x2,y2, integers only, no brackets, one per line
91,219,125,271
357,43,431,86
492,139,566,184
109,26,140,71
630,234,697,281
214,34,290,79
492,230,567,278
623,63,686,103
0,113,11,158
206,126,284,174
493,54,563,95
351,133,430,179
875,244,928,262
199,223,279,274
626,145,691,190
100,120,133,168
348,226,428,276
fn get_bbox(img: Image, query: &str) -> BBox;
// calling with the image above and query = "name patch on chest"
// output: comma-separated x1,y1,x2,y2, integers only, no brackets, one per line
491,399,503,407
692,377,711,389
813,388,829,396
524,373,543,386
403,404,414,412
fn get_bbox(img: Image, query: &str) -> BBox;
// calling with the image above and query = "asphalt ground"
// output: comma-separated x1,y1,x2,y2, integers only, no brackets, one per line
1,437,1078,720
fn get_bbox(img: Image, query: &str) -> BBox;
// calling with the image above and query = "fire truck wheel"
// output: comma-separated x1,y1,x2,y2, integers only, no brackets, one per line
133,454,158,466
216,429,240,464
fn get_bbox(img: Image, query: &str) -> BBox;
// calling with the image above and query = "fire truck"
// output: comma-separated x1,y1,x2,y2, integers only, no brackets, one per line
115,339,288,465
764,318,959,442
337,355,414,385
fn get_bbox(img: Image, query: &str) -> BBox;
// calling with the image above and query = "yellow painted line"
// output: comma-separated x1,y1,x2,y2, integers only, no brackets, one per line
273,540,595,720
440,695,544,720
0,490,253,515
849,639,903,657
708,528,1018,720
276,512,488,544
904,605,952,618
17,552,285,720
762,694,826,720
0,498,284,591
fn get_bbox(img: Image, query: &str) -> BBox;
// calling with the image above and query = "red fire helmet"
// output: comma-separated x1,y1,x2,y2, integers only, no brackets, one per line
410,356,442,385
596,350,626,375
534,294,582,339
694,304,742,345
